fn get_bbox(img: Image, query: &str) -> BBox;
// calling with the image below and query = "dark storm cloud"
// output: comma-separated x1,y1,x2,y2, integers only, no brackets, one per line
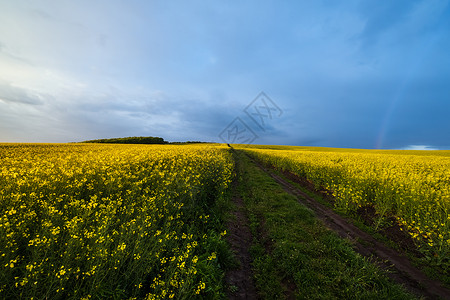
0,0,449,149
0,81,44,105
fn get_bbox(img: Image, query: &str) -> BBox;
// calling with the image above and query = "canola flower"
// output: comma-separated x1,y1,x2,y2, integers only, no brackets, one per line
0,143,233,299
238,146,450,260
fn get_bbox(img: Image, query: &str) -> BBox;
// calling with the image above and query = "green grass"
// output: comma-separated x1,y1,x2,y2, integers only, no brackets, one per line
233,150,416,299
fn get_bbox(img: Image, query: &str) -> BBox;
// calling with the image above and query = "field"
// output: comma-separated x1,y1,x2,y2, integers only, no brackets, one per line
1,142,449,299
0,143,233,299
236,145,450,267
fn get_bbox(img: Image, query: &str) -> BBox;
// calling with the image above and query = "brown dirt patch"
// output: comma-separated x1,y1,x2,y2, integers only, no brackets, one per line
280,277,297,300
225,182,259,299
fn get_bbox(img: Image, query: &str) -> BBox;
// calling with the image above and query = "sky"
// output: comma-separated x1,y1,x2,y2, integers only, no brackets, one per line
0,0,449,149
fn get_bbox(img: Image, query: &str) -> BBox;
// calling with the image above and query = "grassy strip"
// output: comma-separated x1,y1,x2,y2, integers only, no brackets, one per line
234,150,416,299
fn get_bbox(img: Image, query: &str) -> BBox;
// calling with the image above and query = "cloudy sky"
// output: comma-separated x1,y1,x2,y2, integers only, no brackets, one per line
0,0,449,149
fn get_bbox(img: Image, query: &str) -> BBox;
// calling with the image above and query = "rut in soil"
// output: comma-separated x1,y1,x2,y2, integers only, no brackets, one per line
224,181,259,299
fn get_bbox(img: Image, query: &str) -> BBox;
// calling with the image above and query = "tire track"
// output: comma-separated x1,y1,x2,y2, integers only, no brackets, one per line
225,178,259,299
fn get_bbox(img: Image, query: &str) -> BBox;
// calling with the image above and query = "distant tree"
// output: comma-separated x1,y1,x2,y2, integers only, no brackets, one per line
169,141,206,144
82,136,167,144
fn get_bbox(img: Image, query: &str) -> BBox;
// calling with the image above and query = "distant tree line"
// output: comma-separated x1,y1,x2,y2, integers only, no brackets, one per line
82,136,167,144
170,141,207,144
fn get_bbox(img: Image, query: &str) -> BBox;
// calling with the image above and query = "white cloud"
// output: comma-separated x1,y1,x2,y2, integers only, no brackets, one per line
400,145,439,151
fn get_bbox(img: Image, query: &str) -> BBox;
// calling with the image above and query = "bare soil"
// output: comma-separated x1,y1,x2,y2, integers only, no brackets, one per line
225,182,259,300
254,159,450,300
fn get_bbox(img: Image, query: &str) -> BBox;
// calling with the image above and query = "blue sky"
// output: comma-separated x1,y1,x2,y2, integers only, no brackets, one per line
0,0,449,149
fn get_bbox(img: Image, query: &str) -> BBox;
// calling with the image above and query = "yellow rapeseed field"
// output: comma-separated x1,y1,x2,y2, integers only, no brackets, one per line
238,145,450,261
0,143,233,299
